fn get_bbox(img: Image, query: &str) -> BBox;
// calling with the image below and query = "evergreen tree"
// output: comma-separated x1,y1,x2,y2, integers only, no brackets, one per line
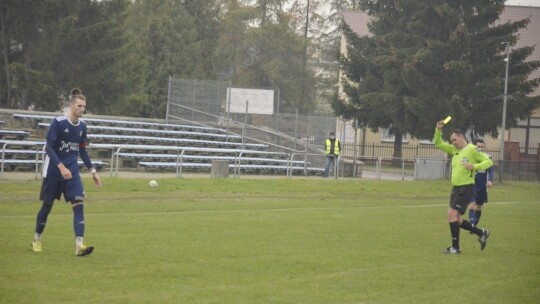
113,0,220,118
0,0,129,112
216,0,317,113
336,0,540,159
310,0,357,113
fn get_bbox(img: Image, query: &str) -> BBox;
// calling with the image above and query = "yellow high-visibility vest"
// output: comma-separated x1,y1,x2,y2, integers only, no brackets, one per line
326,138,340,155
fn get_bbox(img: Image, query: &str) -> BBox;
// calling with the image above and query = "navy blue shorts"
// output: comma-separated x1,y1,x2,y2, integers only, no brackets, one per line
40,176,84,203
469,189,488,205
450,185,474,215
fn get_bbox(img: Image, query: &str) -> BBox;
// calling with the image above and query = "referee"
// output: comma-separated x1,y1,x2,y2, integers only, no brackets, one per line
434,120,493,254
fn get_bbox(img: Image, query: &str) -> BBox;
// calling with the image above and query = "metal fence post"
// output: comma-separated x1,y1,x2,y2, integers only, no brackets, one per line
166,75,172,124
275,88,280,145
294,108,298,151
245,100,249,125
192,82,196,121
353,124,358,178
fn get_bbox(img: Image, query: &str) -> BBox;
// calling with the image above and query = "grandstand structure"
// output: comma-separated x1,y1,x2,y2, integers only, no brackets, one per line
3,108,539,181
0,110,326,179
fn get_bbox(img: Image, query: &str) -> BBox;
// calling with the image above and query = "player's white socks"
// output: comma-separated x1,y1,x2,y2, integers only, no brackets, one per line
34,233,41,241
75,236,84,248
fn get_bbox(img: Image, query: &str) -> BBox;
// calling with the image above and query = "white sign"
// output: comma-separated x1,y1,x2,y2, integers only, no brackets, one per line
228,88,274,114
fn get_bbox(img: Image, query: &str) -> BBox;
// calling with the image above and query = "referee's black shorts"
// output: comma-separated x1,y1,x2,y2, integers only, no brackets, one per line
450,185,474,215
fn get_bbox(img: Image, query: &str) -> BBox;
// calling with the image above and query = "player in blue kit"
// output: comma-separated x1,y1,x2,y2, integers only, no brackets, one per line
468,139,494,229
31,88,101,256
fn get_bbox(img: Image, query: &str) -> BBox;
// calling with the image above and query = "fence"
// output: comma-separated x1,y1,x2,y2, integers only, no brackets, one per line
341,142,447,159
340,141,510,165
499,160,540,181
337,141,539,182
166,78,337,151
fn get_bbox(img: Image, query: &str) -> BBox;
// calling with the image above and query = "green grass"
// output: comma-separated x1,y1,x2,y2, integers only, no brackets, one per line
1,178,539,303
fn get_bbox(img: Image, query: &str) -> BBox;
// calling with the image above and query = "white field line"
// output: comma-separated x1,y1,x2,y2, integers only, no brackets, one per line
0,201,535,219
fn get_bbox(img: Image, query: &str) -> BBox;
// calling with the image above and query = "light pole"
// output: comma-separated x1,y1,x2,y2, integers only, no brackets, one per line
499,42,510,183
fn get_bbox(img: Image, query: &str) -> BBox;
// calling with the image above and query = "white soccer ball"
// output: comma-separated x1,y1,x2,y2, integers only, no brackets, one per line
148,180,158,188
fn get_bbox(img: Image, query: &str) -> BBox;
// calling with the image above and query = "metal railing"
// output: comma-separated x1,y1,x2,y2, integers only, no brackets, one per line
89,143,298,179
1,140,45,179
234,151,291,178
341,142,448,159
167,102,308,154
287,153,338,178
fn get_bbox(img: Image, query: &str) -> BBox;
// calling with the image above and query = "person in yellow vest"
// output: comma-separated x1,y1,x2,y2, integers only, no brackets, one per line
323,132,341,178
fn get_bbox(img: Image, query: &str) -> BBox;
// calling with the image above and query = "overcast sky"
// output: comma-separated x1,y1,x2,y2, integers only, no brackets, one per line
505,0,540,6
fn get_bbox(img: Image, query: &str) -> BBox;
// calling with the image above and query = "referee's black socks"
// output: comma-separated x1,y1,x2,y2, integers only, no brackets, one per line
460,220,482,236
450,221,460,248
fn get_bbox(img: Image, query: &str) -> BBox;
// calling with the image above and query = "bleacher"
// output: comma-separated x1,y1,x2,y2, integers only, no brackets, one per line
45,124,242,141
1,139,107,175
1,158,108,171
116,150,307,174
2,112,324,176
87,134,266,149
15,113,221,133
0,129,30,140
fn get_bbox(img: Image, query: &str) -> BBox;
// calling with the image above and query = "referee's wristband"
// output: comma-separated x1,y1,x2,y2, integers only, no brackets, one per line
90,167,97,174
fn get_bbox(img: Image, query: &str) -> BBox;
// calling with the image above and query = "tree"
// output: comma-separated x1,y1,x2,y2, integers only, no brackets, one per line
310,0,357,113
0,0,331,118
335,0,540,160
213,0,259,80
216,0,318,113
55,0,129,113
0,1,13,108
0,0,49,109
112,0,221,117
398,0,540,139
0,0,129,112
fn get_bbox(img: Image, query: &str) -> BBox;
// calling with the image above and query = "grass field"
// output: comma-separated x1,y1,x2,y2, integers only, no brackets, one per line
1,177,539,304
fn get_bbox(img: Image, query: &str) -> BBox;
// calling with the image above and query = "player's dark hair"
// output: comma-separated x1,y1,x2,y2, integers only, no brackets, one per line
451,129,469,143
473,138,485,145
70,88,86,102
452,129,465,136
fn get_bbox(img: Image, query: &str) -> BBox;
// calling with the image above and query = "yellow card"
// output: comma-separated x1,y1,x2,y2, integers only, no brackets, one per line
443,116,452,124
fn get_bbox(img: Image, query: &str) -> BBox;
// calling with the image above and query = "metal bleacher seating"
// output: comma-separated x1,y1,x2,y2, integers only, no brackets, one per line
0,129,30,140
9,112,324,176
137,161,317,174
15,113,222,133
86,143,309,175
37,122,253,148
84,125,241,141
116,152,301,165
37,123,242,141
116,151,310,174
1,140,44,177
86,134,266,150
1,139,107,176
1,158,107,171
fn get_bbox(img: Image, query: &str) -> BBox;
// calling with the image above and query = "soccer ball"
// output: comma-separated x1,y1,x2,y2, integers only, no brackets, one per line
148,180,157,188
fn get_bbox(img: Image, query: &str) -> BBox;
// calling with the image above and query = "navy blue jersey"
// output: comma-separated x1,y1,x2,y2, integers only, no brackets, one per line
43,115,89,179
474,153,494,192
